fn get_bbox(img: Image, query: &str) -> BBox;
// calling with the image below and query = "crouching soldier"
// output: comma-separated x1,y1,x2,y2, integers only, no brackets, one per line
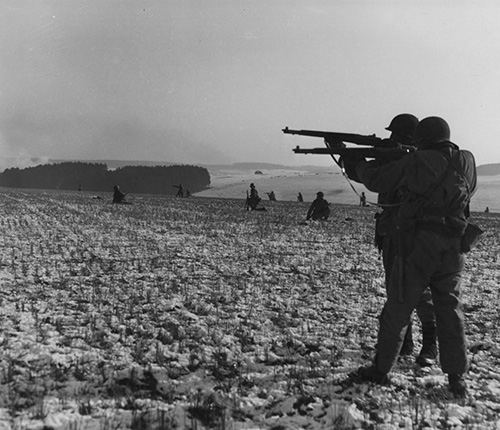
112,185,128,204
306,191,330,220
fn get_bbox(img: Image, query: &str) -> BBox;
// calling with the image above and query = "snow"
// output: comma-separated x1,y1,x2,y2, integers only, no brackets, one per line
0,189,497,428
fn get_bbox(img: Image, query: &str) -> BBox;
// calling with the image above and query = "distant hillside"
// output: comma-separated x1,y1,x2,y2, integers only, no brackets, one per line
47,159,334,173
477,164,500,176
0,162,210,195
50,159,176,170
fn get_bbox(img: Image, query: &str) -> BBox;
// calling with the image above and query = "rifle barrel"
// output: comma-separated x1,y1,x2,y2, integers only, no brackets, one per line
282,126,384,147
292,146,413,159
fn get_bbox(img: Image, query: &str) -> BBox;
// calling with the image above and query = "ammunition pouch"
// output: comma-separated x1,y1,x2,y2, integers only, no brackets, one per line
460,223,484,253
374,210,399,252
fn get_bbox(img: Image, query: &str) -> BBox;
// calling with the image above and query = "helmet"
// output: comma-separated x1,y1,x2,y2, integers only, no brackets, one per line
414,116,450,145
316,191,324,198
385,113,419,138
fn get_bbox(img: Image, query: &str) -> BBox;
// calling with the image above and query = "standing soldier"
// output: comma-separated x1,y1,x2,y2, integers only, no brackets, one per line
246,183,266,211
344,116,477,397
345,114,436,364
379,114,438,365
173,184,184,197
359,192,367,207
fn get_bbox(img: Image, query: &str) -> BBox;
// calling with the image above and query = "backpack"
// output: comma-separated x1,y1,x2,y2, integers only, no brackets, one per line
422,149,473,217
399,148,476,236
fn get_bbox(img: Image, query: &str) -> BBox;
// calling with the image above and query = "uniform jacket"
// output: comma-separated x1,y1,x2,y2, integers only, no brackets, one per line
307,197,330,219
355,142,477,235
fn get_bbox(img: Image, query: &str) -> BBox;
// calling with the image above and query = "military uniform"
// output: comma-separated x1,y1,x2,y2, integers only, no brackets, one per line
355,140,477,377
376,189,436,358
307,193,330,220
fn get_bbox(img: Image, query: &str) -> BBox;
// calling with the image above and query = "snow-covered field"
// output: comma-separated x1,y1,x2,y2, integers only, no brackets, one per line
195,167,376,207
0,189,499,429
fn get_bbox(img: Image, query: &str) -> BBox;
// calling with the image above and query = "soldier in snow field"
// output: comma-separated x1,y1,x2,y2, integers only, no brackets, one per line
306,191,330,220
112,185,127,204
174,184,184,198
372,114,439,367
246,183,266,211
343,116,477,397
359,192,367,207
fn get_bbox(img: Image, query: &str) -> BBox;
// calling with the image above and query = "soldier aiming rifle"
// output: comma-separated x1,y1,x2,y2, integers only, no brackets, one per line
284,115,481,397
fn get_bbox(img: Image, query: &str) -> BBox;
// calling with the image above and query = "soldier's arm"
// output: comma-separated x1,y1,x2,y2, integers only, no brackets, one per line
462,151,478,195
306,201,315,219
355,156,409,193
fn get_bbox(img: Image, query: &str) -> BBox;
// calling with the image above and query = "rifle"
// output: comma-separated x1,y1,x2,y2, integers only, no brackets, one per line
282,127,416,160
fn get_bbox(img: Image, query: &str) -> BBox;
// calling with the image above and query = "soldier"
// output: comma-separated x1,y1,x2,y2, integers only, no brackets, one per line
306,191,330,220
267,191,277,201
297,192,304,202
359,192,367,207
112,185,127,204
246,183,266,211
345,114,436,364
381,114,438,365
344,116,477,397
173,184,184,197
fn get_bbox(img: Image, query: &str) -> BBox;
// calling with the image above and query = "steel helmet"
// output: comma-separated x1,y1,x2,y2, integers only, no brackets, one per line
414,116,450,145
385,113,419,138
316,191,324,198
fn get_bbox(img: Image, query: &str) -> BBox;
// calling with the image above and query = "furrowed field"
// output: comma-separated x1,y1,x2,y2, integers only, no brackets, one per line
0,189,499,429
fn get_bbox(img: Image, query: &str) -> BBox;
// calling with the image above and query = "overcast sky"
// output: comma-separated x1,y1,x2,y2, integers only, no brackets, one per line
1,0,499,167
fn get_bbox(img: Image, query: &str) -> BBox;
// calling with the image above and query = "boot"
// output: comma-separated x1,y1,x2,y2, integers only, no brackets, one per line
416,324,437,367
448,374,467,398
354,365,389,385
400,322,414,356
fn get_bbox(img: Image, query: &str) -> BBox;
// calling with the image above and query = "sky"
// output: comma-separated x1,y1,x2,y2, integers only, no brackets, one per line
1,0,500,168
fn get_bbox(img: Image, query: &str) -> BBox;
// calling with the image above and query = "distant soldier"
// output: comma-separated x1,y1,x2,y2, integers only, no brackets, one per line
112,185,127,204
246,183,266,211
297,192,304,202
485,206,489,213
360,192,367,207
266,191,276,201
185,189,191,198
173,184,184,197
306,191,330,220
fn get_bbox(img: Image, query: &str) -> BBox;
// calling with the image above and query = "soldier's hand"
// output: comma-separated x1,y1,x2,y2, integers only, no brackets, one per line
339,155,365,182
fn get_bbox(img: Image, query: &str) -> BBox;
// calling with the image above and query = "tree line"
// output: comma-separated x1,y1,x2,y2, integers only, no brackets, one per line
0,162,211,195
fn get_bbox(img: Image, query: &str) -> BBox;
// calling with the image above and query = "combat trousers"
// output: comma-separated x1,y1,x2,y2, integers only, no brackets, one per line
375,229,467,375
382,236,435,342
